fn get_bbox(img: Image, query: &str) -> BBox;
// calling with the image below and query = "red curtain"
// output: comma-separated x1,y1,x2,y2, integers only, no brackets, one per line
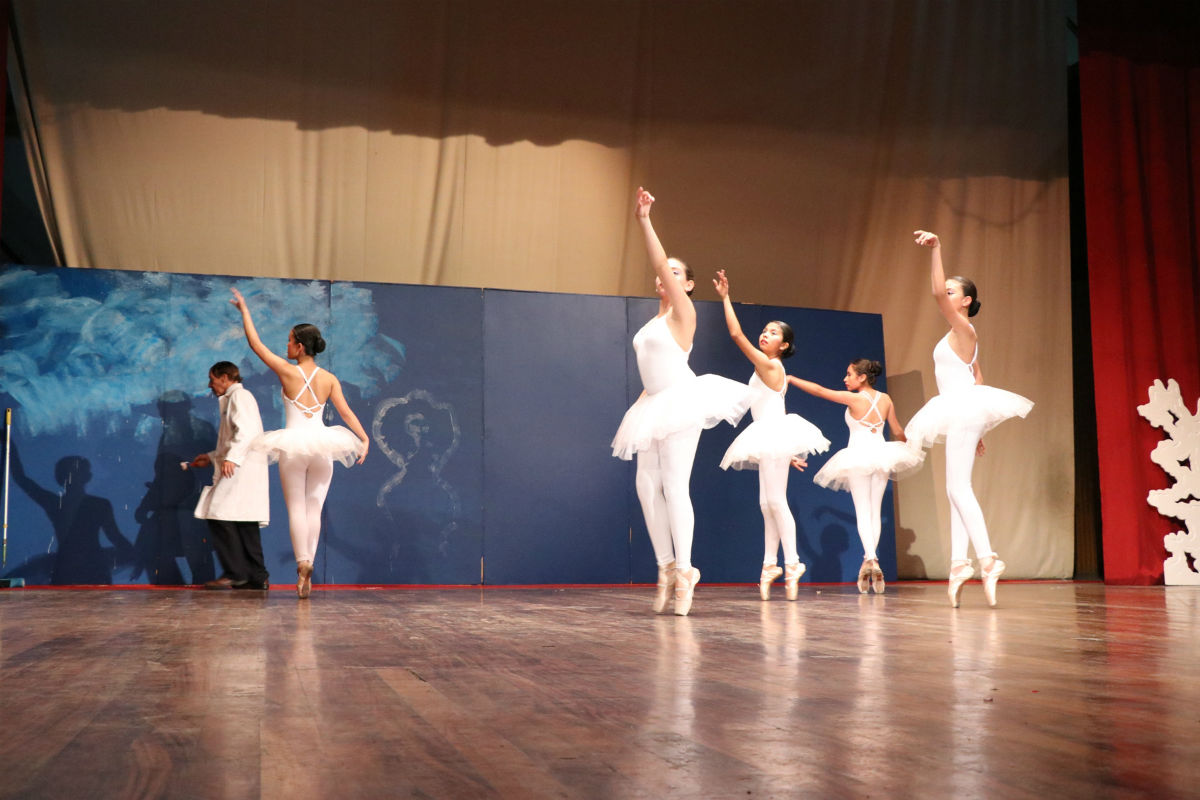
1079,1,1200,584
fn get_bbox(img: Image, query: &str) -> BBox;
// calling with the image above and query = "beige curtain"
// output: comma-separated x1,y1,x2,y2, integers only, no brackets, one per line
9,0,1072,578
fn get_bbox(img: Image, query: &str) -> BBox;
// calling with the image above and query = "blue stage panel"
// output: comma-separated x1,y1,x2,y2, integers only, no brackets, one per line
481,290,631,584
323,282,484,585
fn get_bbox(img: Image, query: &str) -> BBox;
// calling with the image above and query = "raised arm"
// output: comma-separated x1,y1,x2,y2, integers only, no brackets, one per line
7,446,57,513
913,231,975,334
635,188,695,331
327,375,370,464
713,270,782,385
787,375,860,407
230,288,292,380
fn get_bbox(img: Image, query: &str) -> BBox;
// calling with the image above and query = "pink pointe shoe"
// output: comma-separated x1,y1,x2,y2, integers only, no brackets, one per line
948,560,973,608
759,564,783,601
981,556,1006,607
296,560,313,599
653,561,676,613
674,567,701,616
784,562,806,601
856,560,872,594
869,560,885,594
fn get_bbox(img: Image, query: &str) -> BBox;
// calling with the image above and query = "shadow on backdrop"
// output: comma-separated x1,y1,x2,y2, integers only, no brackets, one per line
132,392,217,585
6,447,134,584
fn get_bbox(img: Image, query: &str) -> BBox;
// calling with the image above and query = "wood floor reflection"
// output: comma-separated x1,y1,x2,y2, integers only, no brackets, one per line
0,583,1196,798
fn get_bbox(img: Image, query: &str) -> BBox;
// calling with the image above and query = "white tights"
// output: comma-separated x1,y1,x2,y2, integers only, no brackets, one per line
758,458,799,566
846,471,888,561
636,429,701,571
944,422,994,562
278,452,334,564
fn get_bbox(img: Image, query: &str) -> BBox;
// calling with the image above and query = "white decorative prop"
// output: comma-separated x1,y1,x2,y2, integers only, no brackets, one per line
1137,379,1200,585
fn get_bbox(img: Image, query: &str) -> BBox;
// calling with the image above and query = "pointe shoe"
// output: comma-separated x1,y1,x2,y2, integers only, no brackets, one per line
674,567,701,616
856,561,872,594
981,556,1006,607
653,561,676,613
870,560,885,594
759,564,783,600
296,561,313,599
948,560,973,608
784,562,805,601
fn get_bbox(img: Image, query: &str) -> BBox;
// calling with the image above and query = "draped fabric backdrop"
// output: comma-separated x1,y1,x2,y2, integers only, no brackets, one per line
7,0,1073,579
1079,1,1200,585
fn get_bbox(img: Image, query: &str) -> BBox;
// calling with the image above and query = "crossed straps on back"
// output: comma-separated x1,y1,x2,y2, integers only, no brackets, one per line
853,390,885,434
286,364,324,418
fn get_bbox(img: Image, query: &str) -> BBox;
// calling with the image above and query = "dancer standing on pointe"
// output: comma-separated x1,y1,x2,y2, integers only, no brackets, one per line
611,188,752,616
788,359,923,594
905,231,1032,607
230,288,369,599
713,270,829,601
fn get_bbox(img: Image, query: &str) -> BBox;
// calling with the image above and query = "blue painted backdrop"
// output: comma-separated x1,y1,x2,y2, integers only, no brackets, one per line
0,265,896,586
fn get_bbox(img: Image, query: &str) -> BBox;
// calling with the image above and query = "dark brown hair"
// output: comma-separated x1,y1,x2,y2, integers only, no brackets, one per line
950,275,981,317
850,358,883,386
209,361,242,383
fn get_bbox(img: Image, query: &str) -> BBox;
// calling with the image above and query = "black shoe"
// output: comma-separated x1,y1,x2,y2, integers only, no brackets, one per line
235,580,270,591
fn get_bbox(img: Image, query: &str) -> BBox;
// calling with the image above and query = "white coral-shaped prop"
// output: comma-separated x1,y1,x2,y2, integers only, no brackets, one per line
1138,379,1200,585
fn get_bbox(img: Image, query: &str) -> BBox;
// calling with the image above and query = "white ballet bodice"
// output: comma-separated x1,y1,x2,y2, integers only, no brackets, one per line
845,390,885,447
933,330,978,394
283,365,328,429
633,314,695,394
747,363,786,422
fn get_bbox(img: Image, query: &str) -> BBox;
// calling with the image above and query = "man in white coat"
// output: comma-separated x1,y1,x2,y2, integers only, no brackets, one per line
189,361,271,589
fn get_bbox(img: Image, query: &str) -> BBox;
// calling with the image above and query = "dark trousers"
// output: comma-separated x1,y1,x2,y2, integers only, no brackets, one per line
207,520,268,586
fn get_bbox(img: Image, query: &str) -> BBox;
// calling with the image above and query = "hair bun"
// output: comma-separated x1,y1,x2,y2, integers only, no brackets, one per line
314,337,327,354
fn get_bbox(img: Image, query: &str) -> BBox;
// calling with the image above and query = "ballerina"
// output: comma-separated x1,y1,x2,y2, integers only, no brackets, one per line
230,288,369,598
713,270,829,600
788,359,922,593
611,189,751,616
906,231,1033,607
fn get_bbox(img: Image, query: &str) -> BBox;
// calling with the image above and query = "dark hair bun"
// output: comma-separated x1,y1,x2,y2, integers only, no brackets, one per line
292,323,326,357
850,357,883,386
967,298,981,317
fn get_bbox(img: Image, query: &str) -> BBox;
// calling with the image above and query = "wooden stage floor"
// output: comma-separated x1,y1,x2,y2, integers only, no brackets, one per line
0,582,1196,798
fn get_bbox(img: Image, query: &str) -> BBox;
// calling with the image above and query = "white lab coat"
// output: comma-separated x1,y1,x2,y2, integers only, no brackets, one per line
193,382,270,524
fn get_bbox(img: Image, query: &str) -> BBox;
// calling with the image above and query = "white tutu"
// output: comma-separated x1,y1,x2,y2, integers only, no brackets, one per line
612,373,752,460
720,414,830,471
252,424,364,468
813,441,925,491
904,385,1033,450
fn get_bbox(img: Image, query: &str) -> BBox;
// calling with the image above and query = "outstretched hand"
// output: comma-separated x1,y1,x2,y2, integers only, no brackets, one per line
230,287,248,310
634,186,655,219
913,230,940,248
790,456,808,472
713,269,730,299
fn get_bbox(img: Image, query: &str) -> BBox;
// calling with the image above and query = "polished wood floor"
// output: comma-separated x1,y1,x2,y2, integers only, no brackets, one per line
0,582,1196,798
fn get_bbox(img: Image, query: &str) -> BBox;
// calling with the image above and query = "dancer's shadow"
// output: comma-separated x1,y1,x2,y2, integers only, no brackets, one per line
799,506,852,582
132,391,217,585
894,523,926,579
7,446,135,585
